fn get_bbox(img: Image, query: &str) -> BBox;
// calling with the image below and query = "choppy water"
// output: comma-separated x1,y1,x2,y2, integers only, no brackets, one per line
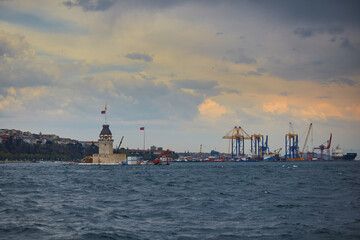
0,162,359,240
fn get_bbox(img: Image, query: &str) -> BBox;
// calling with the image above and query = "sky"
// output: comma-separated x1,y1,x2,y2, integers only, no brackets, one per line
0,0,359,154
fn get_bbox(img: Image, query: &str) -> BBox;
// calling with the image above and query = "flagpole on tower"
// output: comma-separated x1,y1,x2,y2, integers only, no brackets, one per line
140,127,145,150
101,103,107,123
105,103,107,124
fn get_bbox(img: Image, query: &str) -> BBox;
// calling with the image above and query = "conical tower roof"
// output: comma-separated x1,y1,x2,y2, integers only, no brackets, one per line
100,124,112,136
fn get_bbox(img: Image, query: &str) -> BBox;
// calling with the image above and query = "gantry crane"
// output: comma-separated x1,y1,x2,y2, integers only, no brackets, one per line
250,134,269,157
285,122,301,160
223,126,251,158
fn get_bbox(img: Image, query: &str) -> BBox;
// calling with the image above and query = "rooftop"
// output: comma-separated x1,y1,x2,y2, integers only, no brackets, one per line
100,124,112,136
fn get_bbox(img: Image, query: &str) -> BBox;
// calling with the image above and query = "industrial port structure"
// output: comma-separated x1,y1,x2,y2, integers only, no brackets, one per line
222,123,355,162
223,126,269,160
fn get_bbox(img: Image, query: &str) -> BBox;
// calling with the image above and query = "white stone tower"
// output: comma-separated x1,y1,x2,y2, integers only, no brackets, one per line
98,124,114,154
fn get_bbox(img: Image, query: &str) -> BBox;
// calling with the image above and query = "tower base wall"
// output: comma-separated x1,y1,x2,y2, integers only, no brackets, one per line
92,153,126,164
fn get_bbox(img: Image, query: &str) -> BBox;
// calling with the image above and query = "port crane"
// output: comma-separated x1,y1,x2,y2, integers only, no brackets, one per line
115,136,124,153
250,134,269,157
285,122,301,160
270,147,282,160
314,133,332,160
300,123,312,158
273,147,282,155
223,126,251,158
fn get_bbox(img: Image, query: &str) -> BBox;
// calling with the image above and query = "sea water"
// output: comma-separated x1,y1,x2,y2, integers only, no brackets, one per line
0,161,359,240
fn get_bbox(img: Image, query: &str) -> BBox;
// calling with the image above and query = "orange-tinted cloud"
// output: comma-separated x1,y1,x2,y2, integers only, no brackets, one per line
199,98,227,118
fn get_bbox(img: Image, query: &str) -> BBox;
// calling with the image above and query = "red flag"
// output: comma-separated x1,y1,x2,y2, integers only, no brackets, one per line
140,127,144,130
101,110,106,114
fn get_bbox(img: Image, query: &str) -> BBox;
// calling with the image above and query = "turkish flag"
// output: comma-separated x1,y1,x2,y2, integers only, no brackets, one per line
140,127,145,130
101,110,106,114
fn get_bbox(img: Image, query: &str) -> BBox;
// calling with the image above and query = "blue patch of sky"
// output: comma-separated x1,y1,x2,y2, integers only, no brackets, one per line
0,5,84,34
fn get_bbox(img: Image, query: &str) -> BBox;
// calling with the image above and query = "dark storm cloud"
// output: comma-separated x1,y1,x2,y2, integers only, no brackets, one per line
125,53,153,62
266,42,360,82
249,0,360,26
63,0,116,11
61,0,360,27
294,26,344,38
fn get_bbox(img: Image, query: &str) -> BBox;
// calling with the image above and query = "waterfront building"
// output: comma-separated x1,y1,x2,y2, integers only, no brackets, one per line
92,124,126,164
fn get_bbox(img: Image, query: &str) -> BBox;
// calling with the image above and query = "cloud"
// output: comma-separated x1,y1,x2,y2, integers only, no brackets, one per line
297,103,344,120
0,0,359,151
223,48,256,65
294,28,316,38
71,73,204,121
199,98,227,118
0,31,54,88
250,0,360,26
63,0,116,12
278,92,288,96
0,5,81,33
340,37,356,50
125,53,153,62
262,101,288,114
317,96,331,99
294,26,344,38
172,79,240,97
0,31,30,58
330,77,356,86
266,51,360,83
173,79,218,90
246,68,267,76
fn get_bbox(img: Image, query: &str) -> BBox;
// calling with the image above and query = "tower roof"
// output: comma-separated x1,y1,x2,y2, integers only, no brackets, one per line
100,124,112,136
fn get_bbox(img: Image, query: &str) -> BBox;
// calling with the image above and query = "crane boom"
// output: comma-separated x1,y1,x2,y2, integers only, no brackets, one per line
314,133,332,160
116,136,124,152
302,123,312,153
223,126,251,139
153,150,170,165
289,122,295,134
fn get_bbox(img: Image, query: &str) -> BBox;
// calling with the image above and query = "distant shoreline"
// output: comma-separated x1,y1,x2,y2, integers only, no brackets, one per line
1,160,36,163
1,159,359,164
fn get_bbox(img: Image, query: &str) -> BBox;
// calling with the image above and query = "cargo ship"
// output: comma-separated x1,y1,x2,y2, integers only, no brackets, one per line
331,145,357,161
